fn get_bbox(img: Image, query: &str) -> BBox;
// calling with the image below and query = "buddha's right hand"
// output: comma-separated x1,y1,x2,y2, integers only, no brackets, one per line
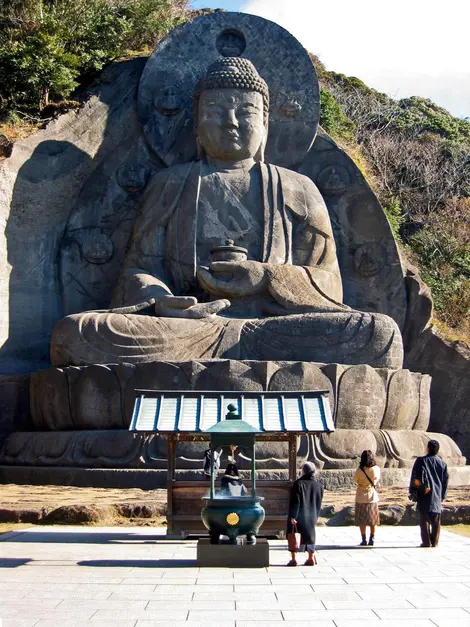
154,295,230,318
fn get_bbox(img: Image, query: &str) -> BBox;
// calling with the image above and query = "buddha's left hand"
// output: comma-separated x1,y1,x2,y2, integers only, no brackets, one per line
197,261,268,297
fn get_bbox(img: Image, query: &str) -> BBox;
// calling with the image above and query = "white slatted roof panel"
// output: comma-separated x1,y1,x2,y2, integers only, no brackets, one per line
178,395,199,431
130,391,334,433
243,397,263,431
260,396,282,431
283,396,305,431
198,396,219,431
156,396,179,431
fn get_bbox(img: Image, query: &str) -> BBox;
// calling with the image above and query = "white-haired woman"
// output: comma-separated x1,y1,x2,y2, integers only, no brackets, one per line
287,462,324,566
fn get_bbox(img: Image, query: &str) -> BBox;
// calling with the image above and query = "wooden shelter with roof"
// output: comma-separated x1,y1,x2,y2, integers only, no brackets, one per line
130,389,334,538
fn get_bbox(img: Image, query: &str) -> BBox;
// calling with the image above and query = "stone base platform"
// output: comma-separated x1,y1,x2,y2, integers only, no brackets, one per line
196,538,269,567
0,358,466,482
2,465,470,490
29,359,432,432
0,427,465,472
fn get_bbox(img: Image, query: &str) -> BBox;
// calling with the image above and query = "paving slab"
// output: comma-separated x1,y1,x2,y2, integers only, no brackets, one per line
1,526,470,625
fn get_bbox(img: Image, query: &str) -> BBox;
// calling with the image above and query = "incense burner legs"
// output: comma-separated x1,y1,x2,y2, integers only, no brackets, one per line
201,497,265,545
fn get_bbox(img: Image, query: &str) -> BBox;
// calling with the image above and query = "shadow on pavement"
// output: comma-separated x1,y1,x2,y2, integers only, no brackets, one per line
0,530,174,544
78,559,197,568
0,557,33,568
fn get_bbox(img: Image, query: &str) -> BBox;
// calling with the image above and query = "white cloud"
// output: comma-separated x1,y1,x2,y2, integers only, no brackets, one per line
241,0,470,118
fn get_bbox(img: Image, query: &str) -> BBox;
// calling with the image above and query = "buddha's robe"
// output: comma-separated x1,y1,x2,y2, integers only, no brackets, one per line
51,161,403,368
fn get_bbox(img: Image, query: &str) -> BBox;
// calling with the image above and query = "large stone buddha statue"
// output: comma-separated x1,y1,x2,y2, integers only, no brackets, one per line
51,57,403,369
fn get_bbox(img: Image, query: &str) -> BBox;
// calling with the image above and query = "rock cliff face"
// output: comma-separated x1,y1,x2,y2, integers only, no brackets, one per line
0,59,147,375
406,326,470,459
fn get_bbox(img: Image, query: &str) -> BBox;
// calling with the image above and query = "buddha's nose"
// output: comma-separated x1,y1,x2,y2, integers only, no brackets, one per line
223,109,239,129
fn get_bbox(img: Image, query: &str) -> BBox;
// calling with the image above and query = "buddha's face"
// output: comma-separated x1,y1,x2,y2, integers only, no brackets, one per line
197,88,266,161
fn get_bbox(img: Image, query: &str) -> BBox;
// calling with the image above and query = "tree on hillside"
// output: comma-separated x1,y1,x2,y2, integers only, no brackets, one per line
0,0,187,112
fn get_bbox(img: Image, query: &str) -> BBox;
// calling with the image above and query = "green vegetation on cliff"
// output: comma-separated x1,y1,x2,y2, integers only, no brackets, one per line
313,54,470,339
1,5,468,340
0,0,187,113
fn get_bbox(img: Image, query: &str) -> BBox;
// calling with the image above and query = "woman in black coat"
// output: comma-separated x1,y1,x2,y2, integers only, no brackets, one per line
287,462,324,566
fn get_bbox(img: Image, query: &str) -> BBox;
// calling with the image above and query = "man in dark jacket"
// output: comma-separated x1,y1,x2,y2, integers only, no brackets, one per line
410,439,449,548
287,462,324,566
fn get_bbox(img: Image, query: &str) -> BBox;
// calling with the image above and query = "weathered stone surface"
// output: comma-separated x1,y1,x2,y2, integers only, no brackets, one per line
300,130,415,335
336,365,387,430
26,360,431,434
192,360,263,392
374,430,465,468
406,325,470,460
326,505,355,526
378,505,407,525
0,374,31,442
1,427,464,471
0,59,148,374
402,264,433,354
313,429,378,469
268,362,334,412
381,369,420,430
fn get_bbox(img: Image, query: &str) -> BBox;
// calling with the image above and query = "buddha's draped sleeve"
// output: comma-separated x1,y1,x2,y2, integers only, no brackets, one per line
110,164,192,308
265,168,347,313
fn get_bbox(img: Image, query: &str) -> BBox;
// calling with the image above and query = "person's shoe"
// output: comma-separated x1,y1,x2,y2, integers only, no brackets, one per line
359,539,367,546
420,543,431,547
368,536,374,546
305,556,317,566
287,559,297,566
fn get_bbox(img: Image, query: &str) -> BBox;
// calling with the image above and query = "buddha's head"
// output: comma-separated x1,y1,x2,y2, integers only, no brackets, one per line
193,57,269,162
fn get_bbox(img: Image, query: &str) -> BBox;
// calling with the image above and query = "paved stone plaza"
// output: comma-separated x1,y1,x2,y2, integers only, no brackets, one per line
1,526,470,626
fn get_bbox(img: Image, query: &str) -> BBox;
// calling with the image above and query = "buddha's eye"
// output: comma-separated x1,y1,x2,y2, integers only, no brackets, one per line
238,105,259,117
204,106,222,119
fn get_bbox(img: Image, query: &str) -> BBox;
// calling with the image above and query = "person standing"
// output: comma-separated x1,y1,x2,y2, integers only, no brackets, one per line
354,450,381,546
287,462,324,566
410,439,449,548
203,447,222,480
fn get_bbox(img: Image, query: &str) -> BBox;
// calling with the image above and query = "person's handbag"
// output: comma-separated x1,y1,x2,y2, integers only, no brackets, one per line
287,522,301,552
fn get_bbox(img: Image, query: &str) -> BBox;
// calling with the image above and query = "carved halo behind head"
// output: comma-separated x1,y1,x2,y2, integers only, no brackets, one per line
138,11,320,168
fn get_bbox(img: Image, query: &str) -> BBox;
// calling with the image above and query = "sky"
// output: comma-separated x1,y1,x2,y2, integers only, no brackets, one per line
190,0,470,119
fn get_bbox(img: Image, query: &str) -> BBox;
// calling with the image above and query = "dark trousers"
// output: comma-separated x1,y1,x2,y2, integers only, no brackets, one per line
419,511,441,547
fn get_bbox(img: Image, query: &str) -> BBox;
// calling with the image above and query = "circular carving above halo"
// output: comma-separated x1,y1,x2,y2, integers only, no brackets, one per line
317,165,350,196
138,12,320,168
226,512,240,526
217,28,246,57
82,233,114,265
354,242,386,277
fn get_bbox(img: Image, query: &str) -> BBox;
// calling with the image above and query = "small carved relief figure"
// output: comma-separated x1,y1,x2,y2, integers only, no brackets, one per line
317,165,350,196
51,57,403,368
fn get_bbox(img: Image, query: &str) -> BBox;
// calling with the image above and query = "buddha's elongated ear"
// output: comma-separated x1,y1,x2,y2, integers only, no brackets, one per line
254,127,268,163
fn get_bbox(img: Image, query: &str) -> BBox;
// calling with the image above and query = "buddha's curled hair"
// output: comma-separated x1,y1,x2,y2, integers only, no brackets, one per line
193,57,270,124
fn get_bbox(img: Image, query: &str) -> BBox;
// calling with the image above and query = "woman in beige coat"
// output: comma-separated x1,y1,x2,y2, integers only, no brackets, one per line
354,450,381,546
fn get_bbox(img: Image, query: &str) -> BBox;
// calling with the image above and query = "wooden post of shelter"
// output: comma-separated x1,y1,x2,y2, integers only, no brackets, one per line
288,433,298,482
167,433,176,535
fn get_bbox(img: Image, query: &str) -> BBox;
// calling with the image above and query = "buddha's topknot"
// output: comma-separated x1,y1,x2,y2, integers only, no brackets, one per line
193,57,269,122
